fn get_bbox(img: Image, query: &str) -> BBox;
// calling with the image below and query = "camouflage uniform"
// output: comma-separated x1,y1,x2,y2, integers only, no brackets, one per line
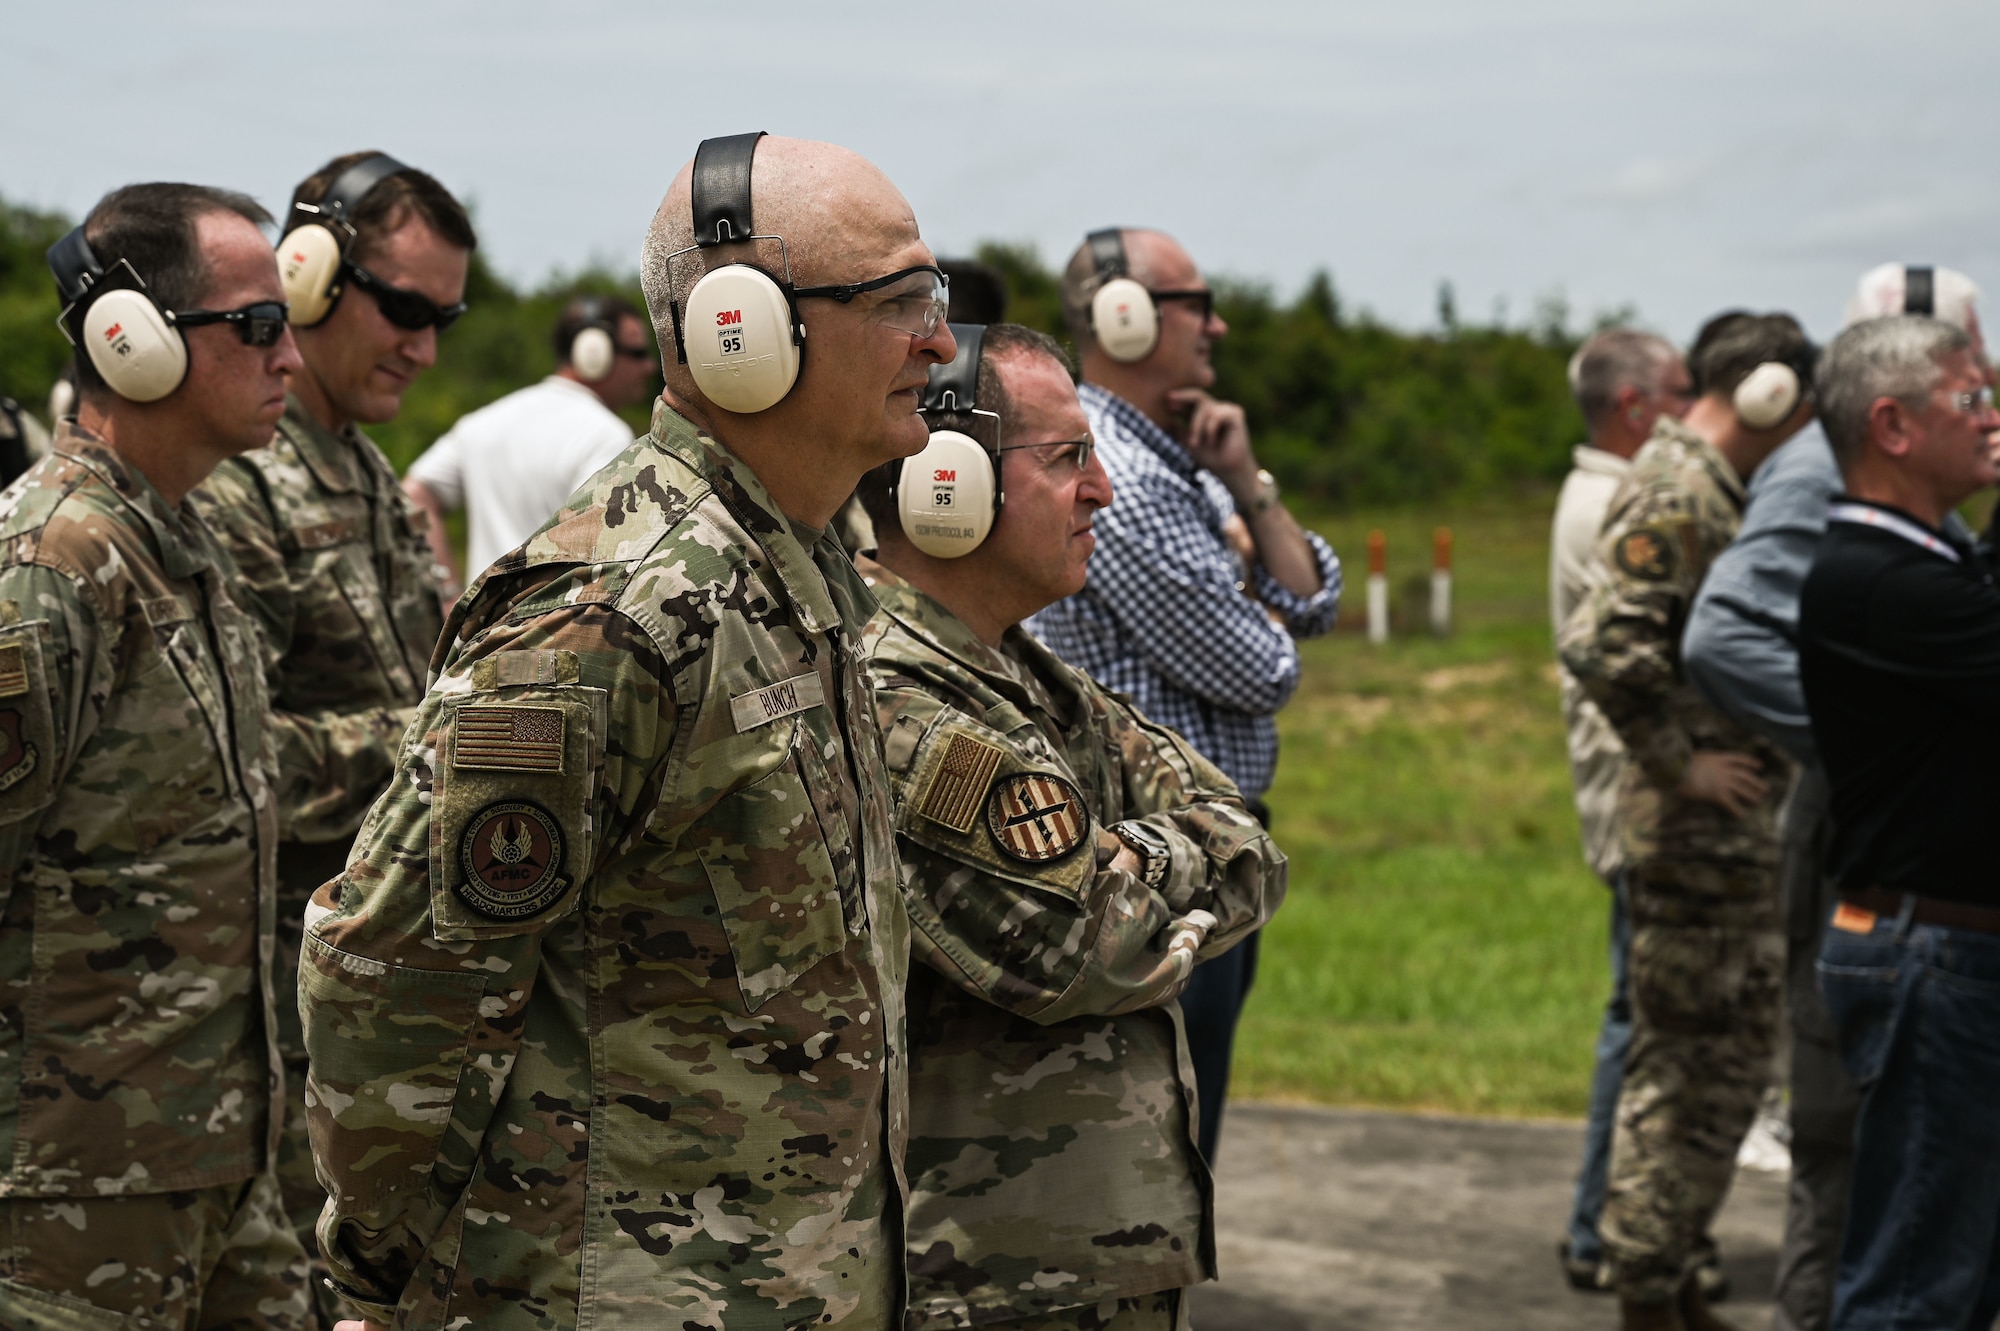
1557,415,1791,1303
859,559,1284,1331
300,400,908,1329
0,424,308,1327
192,393,446,1318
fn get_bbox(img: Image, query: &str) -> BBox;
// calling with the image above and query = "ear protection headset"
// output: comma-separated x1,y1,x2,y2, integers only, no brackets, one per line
1732,342,1818,430
276,153,410,327
46,226,188,403
663,132,804,414
894,323,1001,558
1904,265,1936,317
566,297,617,383
1085,228,1159,363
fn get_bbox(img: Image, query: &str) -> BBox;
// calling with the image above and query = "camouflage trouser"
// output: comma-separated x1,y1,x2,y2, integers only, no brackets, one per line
984,1290,1186,1331
276,844,345,1330
1602,920,1783,1301
0,1172,311,1329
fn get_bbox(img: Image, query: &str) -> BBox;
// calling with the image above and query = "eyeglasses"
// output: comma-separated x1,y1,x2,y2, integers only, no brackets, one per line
795,264,950,339
1947,385,1997,415
998,436,1095,475
615,344,653,361
173,300,290,348
344,261,468,332
1150,288,1215,321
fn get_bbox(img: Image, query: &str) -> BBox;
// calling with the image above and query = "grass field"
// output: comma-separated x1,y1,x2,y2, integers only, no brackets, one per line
1235,495,1612,1119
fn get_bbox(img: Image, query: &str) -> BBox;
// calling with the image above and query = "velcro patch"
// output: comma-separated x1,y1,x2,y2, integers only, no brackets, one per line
1613,526,1677,582
455,800,570,920
730,672,825,733
0,644,27,698
293,517,361,550
986,772,1090,863
453,705,565,772
917,732,1005,833
0,707,39,793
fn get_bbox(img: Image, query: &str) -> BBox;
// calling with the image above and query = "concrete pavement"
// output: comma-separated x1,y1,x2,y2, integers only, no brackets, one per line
1190,1102,1786,1330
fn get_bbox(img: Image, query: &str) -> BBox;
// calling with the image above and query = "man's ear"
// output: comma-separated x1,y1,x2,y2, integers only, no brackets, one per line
1868,395,1916,459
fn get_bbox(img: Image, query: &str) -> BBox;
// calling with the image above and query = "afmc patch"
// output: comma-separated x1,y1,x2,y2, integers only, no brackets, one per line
986,772,1089,863
0,708,38,793
456,800,570,920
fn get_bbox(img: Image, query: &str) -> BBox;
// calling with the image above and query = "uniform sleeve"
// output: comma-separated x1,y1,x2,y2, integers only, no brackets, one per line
0,564,105,899
404,429,466,510
874,678,1285,1028
299,601,674,1324
198,463,418,844
1558,492,1701,788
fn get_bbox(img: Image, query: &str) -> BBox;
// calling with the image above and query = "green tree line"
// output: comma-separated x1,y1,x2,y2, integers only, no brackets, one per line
2,196,1591,505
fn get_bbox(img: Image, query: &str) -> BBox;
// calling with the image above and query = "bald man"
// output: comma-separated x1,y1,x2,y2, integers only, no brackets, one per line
304,134,952,1330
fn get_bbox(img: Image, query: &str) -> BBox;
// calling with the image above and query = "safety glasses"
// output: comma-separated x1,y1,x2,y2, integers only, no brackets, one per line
345,261,468,331
998,435,1095,475
1948,385,1997,416
1150,288,1215,321
173,301,290,347
795,264,950,339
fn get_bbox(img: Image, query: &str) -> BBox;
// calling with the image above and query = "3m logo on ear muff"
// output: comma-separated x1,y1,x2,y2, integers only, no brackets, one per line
717,310,741,326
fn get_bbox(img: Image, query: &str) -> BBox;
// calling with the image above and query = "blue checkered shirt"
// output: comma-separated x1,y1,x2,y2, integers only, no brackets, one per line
1028,383,1342,800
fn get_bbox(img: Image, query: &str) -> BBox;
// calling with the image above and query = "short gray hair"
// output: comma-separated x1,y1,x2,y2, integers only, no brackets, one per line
1566,328,1680,423
1816,315,1971,468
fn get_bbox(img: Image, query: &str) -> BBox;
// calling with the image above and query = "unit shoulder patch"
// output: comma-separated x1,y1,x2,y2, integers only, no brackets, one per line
1612,525,1678,582
455,799,570,920
985,771,1090,863
0,707,37,793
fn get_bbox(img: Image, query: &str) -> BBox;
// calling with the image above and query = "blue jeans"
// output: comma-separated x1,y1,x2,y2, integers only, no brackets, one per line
1566,876,1633,1264
1819,903,2000,1330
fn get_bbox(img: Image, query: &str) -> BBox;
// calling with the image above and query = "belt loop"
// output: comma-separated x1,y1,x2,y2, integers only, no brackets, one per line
1893,893,1919,942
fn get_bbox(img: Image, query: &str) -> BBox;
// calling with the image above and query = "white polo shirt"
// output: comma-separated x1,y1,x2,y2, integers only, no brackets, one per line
407,375,636,578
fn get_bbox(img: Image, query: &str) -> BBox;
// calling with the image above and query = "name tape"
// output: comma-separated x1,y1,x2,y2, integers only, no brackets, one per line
731,672,826,733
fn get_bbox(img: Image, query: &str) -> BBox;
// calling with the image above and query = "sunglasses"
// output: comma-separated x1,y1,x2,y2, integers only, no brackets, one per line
344,261,468,331
1150,288,1215,321
795,264,950,339
616,343,653,361
172,300,290,348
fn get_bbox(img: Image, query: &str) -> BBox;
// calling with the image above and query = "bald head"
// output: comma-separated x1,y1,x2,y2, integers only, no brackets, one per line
640,136,922,371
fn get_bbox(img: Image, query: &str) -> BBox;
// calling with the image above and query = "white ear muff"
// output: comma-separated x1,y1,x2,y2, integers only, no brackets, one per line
81,288,187,403
571,326,614,383
1092,276,1159,363
898,430,999,558
684,264,800,414
278,224,346,328
1733,362,1802,430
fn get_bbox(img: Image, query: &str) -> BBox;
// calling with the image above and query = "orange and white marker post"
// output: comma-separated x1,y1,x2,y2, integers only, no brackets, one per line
1367,529,1389,644
1431,526,1453,637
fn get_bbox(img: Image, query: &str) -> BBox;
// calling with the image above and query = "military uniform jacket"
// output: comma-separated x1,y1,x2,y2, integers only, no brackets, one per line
193,395,444,851
0,425,281,1196
859,559,1285,1329
301,401,909,1330
1558,417,1790,907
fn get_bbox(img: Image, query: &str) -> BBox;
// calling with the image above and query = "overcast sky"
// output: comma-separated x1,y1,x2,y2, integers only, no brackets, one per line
7,0,1996,344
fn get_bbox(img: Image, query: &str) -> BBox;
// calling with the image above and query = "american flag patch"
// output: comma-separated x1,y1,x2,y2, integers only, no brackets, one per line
918,732,1004,833
453,705,565,773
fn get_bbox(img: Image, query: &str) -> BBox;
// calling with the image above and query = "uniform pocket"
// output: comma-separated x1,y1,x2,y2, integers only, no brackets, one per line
0,621,58,828
691,751,846,1012
0,1274,150,1329
331,553,417,697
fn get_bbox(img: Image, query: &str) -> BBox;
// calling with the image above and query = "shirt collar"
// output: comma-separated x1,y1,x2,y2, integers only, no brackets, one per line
1571,443,1631,477
856,554,1082,720
647,399,841,635
1652,415,1749,512
276,393,376,496
1826,495,1970,563
53,421,215,579
1078,382,1199,480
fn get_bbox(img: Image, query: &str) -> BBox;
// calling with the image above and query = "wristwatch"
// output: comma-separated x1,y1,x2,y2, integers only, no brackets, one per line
1111,820,1172,892
1242,468,1280,518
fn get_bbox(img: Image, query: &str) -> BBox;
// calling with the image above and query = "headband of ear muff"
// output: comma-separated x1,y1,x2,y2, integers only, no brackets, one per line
898,323,1001,558
1085,227,1159,363
1904,265,1936,317
278,152,410,328
47,226,189,403
568,296,616,383
672,131,805,414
